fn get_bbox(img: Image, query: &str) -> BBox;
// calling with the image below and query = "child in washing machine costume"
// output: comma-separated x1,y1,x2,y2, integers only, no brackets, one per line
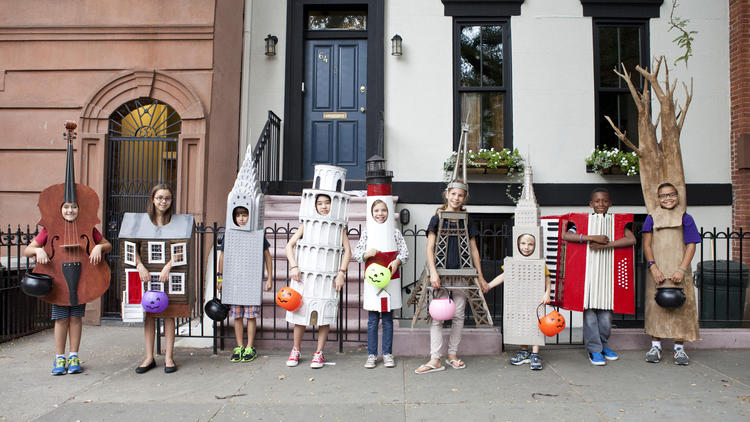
353,156,409,369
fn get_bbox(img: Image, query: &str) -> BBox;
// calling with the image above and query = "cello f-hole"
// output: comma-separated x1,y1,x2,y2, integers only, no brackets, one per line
49,235,59,260
81,234,91,255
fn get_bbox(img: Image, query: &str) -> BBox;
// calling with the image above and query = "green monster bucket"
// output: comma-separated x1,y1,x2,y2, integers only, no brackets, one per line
365,263,391,289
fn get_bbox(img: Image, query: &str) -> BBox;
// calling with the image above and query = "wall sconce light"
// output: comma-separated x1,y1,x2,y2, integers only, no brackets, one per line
391,34,402,56
264,34,278,56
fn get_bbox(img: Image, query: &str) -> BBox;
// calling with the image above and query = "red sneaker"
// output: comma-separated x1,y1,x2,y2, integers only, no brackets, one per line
310,351,324,368
286,347,301,367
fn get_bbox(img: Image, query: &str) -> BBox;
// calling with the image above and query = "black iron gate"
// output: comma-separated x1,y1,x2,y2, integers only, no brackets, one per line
102,98,181,317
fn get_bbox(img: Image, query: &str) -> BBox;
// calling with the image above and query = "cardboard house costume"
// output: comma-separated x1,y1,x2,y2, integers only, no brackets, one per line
221,143,265,307
119,212,195,321
362,156,402,313
286,165,350,326
502,164,545,346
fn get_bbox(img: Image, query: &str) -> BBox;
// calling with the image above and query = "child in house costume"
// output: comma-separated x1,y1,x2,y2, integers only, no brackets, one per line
353,156,409,369
285,165,352,368
486,164,551,370
217,144,272,363
642,182,701,365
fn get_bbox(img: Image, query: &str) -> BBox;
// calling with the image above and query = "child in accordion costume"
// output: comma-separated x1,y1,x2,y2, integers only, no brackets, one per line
561,188,635,366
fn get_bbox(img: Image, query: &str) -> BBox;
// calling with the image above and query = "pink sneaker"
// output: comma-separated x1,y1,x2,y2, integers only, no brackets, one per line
286,347,301,367
310,351,324,368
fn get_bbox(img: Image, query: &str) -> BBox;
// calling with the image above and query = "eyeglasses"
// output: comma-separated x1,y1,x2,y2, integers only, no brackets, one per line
658,192,678,199
154,196,172,202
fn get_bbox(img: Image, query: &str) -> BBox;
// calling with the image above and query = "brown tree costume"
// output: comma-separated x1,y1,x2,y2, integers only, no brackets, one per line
606,57,699,341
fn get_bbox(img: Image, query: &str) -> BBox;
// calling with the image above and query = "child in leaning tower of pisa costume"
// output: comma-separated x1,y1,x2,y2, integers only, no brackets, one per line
285,165,352,369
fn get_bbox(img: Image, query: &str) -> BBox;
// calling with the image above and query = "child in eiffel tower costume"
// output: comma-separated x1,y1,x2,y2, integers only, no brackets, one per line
413,124,492,374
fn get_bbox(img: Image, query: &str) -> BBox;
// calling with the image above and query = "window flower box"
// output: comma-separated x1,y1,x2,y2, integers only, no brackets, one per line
585,148,639,176
444,148,524,180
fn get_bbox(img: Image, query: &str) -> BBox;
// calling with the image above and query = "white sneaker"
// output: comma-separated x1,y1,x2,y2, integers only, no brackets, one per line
383,354,396,368
364,354,377,369
286,347,301,367
310,351,325,369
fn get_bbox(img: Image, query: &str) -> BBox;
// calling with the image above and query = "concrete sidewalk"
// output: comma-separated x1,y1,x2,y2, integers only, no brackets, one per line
1,325,749,421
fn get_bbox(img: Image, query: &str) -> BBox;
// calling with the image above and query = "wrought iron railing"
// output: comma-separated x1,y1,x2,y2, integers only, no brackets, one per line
252,110,281,193
0,225,51,343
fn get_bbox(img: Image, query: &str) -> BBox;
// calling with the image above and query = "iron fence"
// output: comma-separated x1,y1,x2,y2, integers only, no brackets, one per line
1,225,52,342
3,221,749,347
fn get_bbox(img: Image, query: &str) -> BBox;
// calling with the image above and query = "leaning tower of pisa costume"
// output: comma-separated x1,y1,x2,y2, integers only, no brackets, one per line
502,164,546,346
286,165,350,326
221,143,265,307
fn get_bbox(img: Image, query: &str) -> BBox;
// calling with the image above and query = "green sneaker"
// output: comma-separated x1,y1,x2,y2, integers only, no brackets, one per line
51,357,67,376
230,346,243,362
242,346,258,362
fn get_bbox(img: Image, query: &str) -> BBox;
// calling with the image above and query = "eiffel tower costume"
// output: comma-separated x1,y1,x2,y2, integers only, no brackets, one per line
409,123,493,366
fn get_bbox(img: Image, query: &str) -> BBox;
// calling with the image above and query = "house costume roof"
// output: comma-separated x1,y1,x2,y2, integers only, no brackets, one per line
118,213,194,239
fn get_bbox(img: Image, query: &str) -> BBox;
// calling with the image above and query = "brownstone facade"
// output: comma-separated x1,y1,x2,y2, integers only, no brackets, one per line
730,0,750,262
0,0,243,229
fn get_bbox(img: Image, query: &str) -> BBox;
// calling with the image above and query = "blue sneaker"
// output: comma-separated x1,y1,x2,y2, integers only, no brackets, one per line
67,355,83,374
601,348,619,361
589,352,606,366
51,357,67,375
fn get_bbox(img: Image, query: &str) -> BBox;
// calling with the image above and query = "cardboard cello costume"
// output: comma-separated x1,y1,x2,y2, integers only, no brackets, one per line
644,208,700,341
33,121,110,306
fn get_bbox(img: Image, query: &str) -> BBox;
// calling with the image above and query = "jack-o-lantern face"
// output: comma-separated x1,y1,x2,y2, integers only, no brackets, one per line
365,263,391,289
537,306,566,337
276,286,302,311
141,290,169,313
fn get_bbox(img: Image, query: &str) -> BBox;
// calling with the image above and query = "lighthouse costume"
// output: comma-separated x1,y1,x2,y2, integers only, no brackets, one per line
286,165,350,326
358,156,407,312
221,143,265,307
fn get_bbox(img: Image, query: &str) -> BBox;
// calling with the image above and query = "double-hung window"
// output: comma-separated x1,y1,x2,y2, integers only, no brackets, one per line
594,20,649,150
454,20,511,151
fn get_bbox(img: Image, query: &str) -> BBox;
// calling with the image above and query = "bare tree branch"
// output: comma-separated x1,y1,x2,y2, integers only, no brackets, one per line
614,64,645,113
604,115,641,154
677,78,693,133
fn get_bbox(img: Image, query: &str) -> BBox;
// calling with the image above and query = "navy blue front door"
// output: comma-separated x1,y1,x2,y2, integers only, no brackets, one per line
303,39,367,180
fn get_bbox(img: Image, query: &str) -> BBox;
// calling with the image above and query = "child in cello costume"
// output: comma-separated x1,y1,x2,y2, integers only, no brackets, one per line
353,156,409,369
23,121,112,375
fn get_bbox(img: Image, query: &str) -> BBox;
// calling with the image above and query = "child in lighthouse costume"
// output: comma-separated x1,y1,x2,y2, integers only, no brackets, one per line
353,156,409,369
285,165,351,368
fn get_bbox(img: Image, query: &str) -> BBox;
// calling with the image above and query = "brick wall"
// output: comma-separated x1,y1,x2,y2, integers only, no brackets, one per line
730,0,750,263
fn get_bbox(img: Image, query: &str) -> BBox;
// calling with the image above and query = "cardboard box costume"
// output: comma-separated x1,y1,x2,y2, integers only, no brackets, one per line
221,143,265,306
502,164,545,346
286,165,350,326
119,213,195,320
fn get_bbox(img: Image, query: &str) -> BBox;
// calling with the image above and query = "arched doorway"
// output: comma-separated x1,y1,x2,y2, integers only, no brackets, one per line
101,98,182,317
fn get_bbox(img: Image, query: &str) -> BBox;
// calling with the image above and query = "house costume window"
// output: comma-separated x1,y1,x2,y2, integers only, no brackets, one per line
171,242,187,266
123,241,136,266
148,241,165,264
169,273,185,295
594,20,649,150
148,274,164,292
454,21,511,151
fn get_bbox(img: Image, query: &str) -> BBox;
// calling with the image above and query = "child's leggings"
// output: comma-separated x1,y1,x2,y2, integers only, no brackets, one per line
429,288,466,359
367,311,393,355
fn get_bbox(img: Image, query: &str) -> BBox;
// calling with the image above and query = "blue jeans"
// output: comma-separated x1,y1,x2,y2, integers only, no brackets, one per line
367,311,393,355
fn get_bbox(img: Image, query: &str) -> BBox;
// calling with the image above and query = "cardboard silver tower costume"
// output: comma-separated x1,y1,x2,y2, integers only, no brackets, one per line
363,156,402,312
503,164,545,346
286,165,350,326
221,143,265,306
